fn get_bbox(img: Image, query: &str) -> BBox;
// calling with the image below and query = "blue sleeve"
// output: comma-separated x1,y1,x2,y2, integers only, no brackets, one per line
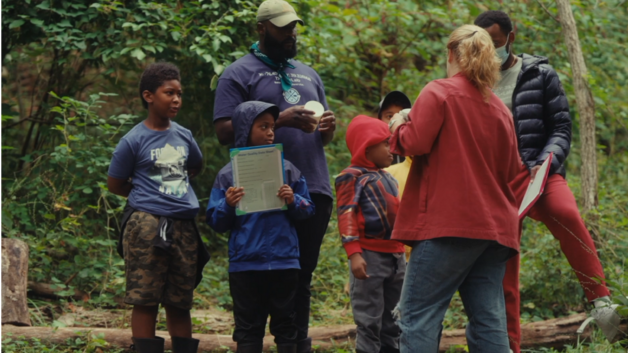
205,187,236,233
187,134,203,169
108,138,135,180
286,175,315,220
213,76,248,121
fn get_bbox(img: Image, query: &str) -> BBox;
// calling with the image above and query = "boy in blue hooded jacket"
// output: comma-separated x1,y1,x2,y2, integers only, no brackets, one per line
206,101,315,353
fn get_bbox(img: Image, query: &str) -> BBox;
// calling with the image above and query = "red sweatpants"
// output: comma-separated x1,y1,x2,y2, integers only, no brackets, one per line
504,166,610,352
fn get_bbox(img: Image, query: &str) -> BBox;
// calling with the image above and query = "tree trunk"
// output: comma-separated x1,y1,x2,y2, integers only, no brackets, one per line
1,238,32,326
2,313,624,351
555,0,598,214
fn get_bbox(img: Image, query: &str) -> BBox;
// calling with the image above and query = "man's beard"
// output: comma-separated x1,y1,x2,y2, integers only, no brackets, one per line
264,31,297,61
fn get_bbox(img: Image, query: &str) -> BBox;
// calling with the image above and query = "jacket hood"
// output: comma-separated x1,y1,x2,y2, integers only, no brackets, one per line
346,115,390,169
519,53,549,71
233,101,280,148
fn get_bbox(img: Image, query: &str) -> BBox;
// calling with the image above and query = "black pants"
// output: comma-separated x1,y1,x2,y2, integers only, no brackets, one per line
229,269,299,347
294,193,333,341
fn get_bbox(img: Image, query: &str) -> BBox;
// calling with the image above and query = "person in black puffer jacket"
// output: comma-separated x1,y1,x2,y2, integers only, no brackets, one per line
512,53,571,177
476,10,620,353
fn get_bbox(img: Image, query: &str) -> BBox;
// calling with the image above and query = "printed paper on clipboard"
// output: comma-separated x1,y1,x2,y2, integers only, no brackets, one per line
518,153,553,219
230,144,287,216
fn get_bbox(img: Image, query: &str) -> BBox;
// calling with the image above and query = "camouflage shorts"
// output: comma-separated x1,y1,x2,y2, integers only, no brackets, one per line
123,211,198,310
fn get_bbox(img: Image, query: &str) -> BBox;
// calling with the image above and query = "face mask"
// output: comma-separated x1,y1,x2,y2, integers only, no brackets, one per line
495,32,512,65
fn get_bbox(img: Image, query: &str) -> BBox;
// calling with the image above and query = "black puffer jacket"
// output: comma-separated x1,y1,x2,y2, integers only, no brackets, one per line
512,54,572,177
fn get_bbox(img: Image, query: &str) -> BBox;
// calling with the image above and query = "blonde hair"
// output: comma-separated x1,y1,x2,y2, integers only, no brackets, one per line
447,24,501,101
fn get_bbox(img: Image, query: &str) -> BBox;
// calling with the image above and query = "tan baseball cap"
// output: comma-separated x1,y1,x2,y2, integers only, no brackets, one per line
257,0,304,27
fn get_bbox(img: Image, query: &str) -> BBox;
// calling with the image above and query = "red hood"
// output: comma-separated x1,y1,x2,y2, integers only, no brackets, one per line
346,115,391,169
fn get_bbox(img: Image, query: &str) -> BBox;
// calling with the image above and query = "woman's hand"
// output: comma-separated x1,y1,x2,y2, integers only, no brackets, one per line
226,187,245,207
389,113,404,134
349,253,369,279
277,184,294,205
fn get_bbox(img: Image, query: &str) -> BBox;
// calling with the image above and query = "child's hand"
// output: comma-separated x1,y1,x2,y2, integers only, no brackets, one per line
349,253,369,279
226,187,244,207
277,184,294,204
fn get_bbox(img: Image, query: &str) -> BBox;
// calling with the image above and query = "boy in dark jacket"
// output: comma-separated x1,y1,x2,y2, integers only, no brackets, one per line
107,62,209,353
335,115,406,353
206,101,315,353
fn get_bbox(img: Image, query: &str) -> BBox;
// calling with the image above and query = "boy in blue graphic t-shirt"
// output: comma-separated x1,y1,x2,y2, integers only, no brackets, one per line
107,62,209,353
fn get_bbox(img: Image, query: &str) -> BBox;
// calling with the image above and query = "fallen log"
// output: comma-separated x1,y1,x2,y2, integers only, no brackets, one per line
1,238,32,326
2,313,625,351
27,282,89,302
1,326,319,351
439,313,627,350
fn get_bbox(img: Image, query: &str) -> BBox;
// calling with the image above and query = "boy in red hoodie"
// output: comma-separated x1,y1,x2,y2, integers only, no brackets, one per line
335,115,406,353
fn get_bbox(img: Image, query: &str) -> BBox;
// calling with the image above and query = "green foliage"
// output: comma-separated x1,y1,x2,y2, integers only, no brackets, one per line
1,1,627,350
2,92,135,305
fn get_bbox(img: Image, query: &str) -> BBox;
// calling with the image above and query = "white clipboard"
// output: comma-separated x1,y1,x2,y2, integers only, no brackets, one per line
230,144,287,215
518,153,553,219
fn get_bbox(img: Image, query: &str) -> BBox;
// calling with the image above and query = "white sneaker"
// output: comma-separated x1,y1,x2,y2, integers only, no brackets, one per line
590,304,621,343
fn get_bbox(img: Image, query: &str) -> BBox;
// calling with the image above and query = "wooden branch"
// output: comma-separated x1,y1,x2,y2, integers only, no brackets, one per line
27,282,90,302
3,117,134,129
1,239,32,326
534,0,561,23
2,313,625,351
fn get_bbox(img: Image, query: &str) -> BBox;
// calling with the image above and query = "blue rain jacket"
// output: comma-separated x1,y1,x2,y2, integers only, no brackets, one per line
206,101,315,272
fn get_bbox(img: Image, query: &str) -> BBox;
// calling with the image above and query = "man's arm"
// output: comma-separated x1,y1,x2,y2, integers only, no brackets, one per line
314,74,335,146
213,75,246,146
318,110,336,146
214,118,235,146
536,65,572,175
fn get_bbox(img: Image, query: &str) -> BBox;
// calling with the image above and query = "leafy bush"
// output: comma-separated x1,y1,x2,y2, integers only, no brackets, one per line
2,92,135,306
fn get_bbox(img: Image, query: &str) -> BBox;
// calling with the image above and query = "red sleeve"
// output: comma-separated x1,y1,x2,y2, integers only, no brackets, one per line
335,171,363,258
391,82,445,157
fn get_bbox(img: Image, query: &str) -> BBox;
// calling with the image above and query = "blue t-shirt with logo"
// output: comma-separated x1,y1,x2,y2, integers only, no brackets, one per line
213,53,332,198
108,121,202,219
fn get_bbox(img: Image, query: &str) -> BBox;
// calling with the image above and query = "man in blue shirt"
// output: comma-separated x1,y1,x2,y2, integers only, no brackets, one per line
213,1,335,351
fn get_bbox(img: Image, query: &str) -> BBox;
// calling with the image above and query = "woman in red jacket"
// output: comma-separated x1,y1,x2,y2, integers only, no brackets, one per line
388,25,522,353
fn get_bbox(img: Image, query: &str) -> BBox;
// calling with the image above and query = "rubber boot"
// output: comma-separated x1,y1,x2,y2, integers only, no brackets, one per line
277,344,297,353
172,336,200,353
131,336,165,353
296,337,312,353
236,343,263,353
